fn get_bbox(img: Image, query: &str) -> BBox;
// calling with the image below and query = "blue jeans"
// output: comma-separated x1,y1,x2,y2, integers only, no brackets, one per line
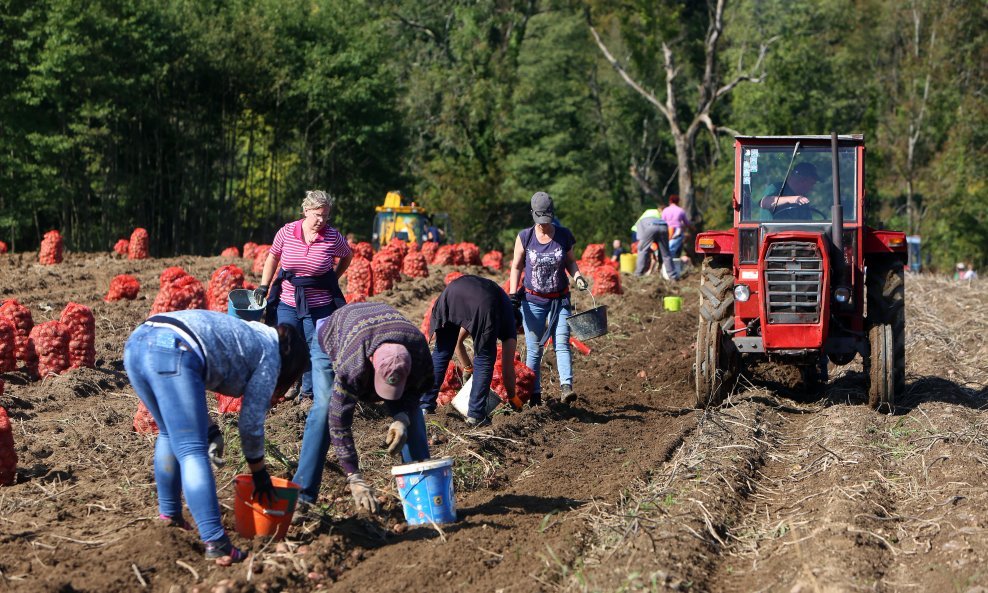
276,302,335,396
292,329,336,504
522,298,572,394
420,324,496,420
123,324,225,544
669,232,684,258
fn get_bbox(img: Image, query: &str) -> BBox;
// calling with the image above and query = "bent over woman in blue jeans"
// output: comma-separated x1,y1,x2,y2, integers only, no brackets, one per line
124,310,308,565
509,192,588,406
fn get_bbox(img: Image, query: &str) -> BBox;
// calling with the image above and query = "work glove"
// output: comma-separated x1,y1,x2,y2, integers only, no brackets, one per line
254,285,269,306
574,274,589,291
385,413,410,457
251,467,278,507
347,473,379,514
206,423,225,468
509,291,524,328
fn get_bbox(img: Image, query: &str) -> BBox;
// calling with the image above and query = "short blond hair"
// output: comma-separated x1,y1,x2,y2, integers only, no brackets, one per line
302,190,333,212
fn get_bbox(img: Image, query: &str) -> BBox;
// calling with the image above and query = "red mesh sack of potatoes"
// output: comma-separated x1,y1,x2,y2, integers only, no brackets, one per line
252,245,272,276
243,242,258,261
592,265,622,296
149,274,207,316
0,300,36,371
353,242,374,261
0,405,16,486
59,303,96,369
579,243,607,275
435,364,464,407
29,321,70,378
0,241,7,254
401,251,429,278
444,271,464,286
206,265,245,312
159,266,188,287
408,241,420,253
345,256,374,297
38,230,63,265
388,239,409,260
0,319,16,372
344,292,366,304
128,228,149,260
421,241,438,263
220,246,240,258
482,250,503,271
457,242,481,265
432,245,457,266
631,241,638,254
490,348,536,406
420,296,437,336
216,392,241,414
371,250,402,294
105,274,140,302
133,401,158,434
113,239,129,256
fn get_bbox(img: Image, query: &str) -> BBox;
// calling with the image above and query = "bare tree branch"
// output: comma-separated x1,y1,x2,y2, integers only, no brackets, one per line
588,25,672,121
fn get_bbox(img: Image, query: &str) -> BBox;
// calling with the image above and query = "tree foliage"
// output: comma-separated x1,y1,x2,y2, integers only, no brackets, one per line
0,0,984,267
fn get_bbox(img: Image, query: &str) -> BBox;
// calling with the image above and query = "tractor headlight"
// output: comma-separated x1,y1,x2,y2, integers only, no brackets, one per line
834,286,852,304
734,285,751,302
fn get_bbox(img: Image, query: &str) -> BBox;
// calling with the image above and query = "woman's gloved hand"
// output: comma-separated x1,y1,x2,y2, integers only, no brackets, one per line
385,413,410,457
254,285,269,306
574,274,589,291
251,467,278,506
347,473,379,513
207,423,225,468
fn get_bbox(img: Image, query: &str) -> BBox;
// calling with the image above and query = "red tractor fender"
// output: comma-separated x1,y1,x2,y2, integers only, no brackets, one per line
695,231,735,256
863,228,907,256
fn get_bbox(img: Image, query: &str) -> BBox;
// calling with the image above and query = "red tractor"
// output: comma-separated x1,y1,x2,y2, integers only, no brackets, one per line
694,133,906,411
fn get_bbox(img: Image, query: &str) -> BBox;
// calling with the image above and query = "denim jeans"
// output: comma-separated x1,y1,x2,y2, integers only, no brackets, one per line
277,302,335,395
668,232,684,258
291,329,336,504
421,324,496,420
522,298,572,393
123,324,225,544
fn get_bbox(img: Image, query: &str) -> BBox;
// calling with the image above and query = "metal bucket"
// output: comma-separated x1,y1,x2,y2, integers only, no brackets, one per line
567,291,608,341
228,288,266,321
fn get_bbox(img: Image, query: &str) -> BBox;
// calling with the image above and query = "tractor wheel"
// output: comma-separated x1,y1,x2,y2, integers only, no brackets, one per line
864,263,905,411
695,257,738,408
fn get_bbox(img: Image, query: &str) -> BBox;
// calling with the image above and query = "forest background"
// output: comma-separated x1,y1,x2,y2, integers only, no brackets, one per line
0,0,985,270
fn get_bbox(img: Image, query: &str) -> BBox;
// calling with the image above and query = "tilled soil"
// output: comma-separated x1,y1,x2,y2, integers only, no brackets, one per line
0,252,985,593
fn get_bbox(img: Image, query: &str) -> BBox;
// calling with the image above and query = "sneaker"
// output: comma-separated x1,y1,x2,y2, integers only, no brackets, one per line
158,513,192,531
560,384,576,404
205,538,248,564
465,416,491,428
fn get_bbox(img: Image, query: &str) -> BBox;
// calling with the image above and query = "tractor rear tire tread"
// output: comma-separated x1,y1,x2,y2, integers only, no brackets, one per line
695,257,738,408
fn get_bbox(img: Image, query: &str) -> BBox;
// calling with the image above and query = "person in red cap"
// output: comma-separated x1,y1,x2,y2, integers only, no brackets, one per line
310,302,433,514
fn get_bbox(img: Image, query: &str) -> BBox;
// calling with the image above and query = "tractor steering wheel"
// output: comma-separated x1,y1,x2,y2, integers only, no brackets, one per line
772,202,829,221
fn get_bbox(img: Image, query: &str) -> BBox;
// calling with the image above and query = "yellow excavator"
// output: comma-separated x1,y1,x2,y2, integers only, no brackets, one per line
371,191,451,249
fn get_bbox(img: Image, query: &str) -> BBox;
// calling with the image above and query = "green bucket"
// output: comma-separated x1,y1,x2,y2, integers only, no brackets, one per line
663,296,682,312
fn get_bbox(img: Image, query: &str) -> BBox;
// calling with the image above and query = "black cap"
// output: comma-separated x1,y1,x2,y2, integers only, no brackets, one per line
792,162,821,181
531,192,554,224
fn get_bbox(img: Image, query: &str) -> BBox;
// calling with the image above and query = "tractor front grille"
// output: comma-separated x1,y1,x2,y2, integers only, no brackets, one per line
764,241,823,324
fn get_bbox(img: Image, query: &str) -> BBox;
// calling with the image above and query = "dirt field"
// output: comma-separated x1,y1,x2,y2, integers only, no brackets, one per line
1,252,986,593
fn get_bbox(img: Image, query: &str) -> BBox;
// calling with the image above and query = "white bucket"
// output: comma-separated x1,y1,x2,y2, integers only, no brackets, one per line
451,376,501,418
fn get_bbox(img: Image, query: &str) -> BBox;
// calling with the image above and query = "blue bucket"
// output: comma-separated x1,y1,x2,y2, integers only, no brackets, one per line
391,457,456,525
227,288,266,322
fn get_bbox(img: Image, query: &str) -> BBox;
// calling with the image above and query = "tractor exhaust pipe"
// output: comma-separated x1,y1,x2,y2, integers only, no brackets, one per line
831,132,844,254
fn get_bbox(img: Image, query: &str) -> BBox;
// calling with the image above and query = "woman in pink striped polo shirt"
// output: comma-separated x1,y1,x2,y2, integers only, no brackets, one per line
256,190,352,507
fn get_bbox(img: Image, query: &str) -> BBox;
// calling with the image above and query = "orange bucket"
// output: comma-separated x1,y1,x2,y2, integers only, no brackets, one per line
232,475,301,540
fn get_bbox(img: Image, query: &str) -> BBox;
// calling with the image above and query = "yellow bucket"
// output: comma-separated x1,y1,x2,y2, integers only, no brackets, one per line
619,252,636,274
663,296,682,312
